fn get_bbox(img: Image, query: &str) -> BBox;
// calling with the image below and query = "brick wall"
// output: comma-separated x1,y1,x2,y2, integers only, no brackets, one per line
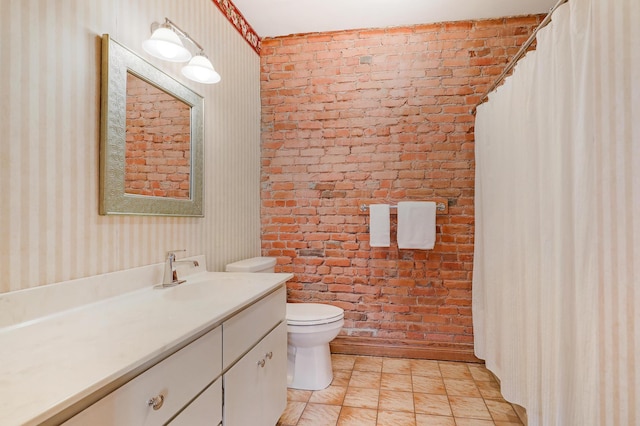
125,73,191,199
260,16,541,360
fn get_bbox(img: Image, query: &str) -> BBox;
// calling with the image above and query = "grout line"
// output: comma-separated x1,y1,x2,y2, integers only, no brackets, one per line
283,355,525,426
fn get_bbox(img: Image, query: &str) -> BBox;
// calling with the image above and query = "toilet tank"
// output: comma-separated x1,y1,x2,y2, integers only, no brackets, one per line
225,257,277,273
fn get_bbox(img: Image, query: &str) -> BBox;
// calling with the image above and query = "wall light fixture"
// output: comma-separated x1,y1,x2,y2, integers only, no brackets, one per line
143,18,221,84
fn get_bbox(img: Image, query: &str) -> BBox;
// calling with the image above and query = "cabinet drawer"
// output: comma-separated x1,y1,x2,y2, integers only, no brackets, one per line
168,377,222,426
223,286,285,369
63,326,222,426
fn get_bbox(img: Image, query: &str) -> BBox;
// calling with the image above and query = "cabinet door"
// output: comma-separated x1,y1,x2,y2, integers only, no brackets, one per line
223,322,287,426
167,378,222,426
260,322,287,425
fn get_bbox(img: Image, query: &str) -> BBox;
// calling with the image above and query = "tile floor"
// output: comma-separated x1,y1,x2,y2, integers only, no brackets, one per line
278,354,523,426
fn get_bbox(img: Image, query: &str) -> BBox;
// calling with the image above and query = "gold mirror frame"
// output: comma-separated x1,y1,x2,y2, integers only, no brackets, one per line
99,34,204,217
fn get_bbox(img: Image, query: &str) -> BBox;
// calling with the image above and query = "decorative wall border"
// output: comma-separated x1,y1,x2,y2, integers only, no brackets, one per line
211,0,261,54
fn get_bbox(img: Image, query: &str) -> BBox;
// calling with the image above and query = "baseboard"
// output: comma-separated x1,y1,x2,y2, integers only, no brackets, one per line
329,336,481,363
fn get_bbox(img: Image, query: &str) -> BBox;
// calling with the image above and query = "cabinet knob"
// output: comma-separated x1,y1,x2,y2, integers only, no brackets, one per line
265,351,273,360
257,359,266,368
147,394,164,410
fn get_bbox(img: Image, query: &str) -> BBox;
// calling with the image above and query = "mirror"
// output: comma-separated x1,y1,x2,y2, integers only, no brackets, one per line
100,34,204,216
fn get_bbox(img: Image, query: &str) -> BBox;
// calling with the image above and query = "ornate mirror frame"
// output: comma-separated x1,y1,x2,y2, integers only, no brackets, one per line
99,34,204,217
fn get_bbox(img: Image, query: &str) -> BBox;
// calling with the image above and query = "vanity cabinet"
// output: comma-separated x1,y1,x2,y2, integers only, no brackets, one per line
222,287,287,426
60,285,287,426
63,326,222,426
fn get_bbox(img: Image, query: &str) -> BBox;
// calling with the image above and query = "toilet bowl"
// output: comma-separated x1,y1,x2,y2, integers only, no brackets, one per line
225,257,345,391
286,302,344,390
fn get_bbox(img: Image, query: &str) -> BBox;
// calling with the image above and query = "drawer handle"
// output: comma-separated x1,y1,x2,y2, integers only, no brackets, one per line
147,394,164,410
265,351,273,360
257,359,266,368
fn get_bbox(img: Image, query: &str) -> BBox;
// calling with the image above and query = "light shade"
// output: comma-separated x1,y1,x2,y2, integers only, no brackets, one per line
181,54,221,84
142,27,192,62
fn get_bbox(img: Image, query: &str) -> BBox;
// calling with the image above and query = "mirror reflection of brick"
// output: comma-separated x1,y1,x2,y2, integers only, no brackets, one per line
125,72,191,199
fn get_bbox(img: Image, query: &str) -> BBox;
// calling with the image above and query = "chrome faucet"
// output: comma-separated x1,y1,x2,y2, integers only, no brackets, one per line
161,250,199,287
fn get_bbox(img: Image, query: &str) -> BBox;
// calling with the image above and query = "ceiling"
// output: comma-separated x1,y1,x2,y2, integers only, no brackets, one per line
231,0,557,38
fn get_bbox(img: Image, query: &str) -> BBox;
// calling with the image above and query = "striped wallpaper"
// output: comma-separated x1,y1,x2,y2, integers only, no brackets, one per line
0,0,262,293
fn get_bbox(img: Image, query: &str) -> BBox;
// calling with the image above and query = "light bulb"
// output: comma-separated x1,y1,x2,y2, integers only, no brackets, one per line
142,27,191,63
158,42,179,59
182,54,221,84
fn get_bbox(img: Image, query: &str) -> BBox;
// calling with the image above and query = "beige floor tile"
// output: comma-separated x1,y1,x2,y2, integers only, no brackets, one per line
343,387,380,409
309,385,348,405
438,362,473,380
354,356,384,372
382,358,412,375
476,380,504,400
285,357,527,426
337,406,378,426
288,388,314,402
378,390,415,413
332,370,353,387
349,370,382,388
278,401,307,425
443,378,481,397
380,373,412,391
410,359,442,377
333,354,357,371
297,403,341,426
376,410,416,426
468,364,495,382
411,375,447,395
448,396,492,420
412,375,446,395
415,414,456,426
413,393,452,416
454,418,495,426
485,399,521,423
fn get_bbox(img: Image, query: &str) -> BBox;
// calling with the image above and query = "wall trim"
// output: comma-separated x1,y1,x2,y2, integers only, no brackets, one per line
211,0,261,54
330,336,481,363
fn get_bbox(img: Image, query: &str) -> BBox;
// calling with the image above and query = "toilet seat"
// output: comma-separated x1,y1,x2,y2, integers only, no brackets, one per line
286,303,344,326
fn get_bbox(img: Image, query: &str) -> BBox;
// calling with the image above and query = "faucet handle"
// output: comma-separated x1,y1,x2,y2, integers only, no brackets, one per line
161,250,187,287
166,249,186,260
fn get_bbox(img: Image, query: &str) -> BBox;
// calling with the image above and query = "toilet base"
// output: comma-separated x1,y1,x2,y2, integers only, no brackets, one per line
287,343,333,390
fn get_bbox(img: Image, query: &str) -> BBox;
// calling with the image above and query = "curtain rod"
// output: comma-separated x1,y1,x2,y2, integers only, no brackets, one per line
471,0,568,114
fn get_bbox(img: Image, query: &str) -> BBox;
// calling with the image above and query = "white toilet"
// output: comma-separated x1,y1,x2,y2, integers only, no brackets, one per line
225,257,345,391
286,302,344,390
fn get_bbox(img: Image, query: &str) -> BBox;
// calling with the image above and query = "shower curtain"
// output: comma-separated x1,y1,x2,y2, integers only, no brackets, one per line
473,0,639,424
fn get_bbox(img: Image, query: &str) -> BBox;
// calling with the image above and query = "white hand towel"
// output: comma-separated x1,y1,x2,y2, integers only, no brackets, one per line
397,201,436,249
369,204,390,247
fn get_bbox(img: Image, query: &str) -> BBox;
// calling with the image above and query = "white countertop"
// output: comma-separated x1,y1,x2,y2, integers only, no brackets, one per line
0,265,292,426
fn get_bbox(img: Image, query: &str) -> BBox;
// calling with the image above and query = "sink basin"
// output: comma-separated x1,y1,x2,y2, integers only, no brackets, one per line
162,285,211,302
160,275,247,301
158,272,273,306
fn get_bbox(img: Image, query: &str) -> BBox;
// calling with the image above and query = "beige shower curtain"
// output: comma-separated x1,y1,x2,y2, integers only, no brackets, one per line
473,0,639,424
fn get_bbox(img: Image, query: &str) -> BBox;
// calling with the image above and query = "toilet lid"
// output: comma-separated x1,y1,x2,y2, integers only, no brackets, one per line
287,303,344,326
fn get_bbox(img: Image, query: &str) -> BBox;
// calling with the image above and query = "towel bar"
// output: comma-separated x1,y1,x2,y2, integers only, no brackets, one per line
359,202,447,213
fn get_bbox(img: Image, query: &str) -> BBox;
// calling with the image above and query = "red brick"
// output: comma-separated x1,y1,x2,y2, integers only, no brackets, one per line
261,15,540,353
